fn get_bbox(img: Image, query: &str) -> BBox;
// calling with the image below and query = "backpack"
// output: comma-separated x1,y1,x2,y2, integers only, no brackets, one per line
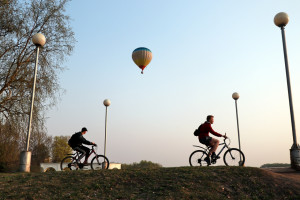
193,123,204,136
193,129,200,136
68,132,78,147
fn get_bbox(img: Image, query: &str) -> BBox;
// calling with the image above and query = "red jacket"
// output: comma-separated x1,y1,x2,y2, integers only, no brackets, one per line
198,122,222,139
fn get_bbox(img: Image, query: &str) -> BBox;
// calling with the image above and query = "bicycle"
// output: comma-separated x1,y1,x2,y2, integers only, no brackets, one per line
189,136,245,166
60,145,110,170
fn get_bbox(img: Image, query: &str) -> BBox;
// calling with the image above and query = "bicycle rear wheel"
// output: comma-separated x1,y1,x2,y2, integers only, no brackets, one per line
91,155,109,170
223,148,245,166
189,150,209,166
60,156,78,171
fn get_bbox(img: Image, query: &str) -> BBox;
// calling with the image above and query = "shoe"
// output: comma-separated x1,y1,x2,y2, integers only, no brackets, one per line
211,155,220,160
204,156,211,165
211,153,220,160
211,158,217,164
197,159,202,164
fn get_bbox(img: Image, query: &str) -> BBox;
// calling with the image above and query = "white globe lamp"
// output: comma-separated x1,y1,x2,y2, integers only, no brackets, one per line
232,92,240,100
103,99,111,107
32,33,46,47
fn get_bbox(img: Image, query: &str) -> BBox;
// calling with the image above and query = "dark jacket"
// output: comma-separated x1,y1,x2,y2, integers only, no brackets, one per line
68,132,92,148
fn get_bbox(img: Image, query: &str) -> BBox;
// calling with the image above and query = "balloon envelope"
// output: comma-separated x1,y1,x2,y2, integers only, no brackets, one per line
132,47,152,74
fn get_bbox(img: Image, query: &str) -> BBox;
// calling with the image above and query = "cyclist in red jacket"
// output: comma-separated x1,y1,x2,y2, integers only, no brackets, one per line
198,115,227,165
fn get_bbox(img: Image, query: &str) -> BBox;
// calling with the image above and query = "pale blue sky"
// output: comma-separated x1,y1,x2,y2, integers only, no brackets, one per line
46,0,300,167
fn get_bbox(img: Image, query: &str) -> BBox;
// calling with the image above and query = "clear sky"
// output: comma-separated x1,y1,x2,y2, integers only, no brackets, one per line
46,0,300,167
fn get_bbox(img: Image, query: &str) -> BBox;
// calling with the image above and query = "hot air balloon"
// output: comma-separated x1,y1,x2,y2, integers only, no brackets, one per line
132,47,152,74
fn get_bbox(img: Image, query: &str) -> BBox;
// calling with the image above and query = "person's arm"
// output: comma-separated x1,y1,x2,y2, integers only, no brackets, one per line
79,135,93,145
208,124,223,137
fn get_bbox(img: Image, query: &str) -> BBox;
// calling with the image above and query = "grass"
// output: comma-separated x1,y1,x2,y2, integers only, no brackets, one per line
0,166,299,199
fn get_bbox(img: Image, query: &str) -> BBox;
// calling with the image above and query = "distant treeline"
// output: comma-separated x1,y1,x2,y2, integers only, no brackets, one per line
260,163,290,168
122,160,162,169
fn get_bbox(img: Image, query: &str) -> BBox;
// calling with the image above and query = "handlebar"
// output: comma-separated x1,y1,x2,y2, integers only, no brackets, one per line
224,136,231,146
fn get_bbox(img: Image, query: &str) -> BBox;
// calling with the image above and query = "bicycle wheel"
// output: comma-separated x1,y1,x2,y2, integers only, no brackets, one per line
91,155,110,170
60,156,78,171
223,148,245,166
189,150,209,167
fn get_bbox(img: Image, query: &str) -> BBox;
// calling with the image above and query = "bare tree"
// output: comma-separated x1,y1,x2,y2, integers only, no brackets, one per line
0,0,75,170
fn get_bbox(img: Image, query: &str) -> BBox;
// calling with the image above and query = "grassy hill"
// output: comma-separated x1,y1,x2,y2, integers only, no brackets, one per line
0,166,299,199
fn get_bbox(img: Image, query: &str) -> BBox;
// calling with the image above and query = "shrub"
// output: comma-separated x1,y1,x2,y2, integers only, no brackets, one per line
122,160,162,169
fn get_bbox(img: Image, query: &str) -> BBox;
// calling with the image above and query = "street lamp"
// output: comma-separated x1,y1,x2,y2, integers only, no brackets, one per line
19,33,46,172
232,92,242,164
274,12,300,170
232,92,241,151
103,99,111,159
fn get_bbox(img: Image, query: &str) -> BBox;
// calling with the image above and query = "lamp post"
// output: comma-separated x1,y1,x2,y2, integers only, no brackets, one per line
103,99,111,159
274,12,300,170
19,33,46,172
232,92,241,152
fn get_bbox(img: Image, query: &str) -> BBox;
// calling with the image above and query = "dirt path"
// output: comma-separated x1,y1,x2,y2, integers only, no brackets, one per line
263,167,300,184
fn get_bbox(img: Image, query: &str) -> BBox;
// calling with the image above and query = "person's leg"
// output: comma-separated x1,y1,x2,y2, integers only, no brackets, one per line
73,147,86,162
81,146,91,164
203,137,213,165
208,138,219,156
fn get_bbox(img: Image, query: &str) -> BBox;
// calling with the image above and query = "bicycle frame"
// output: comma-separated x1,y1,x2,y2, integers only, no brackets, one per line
193,138,231,157
190,137,244,166
73,145,97,163
61,145,110,171
215,142,228,158
77,145,107,166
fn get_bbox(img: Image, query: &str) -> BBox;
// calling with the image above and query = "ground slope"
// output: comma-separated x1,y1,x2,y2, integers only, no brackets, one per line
0,167,299,199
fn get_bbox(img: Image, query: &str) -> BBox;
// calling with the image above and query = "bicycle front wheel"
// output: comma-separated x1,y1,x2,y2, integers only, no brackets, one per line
223,148,245,166
60,156,78,171
189,150,209,167
91,155,109,170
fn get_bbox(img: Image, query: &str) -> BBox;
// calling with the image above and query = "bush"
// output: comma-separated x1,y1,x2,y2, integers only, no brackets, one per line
122,160,162,170
45,167,56,172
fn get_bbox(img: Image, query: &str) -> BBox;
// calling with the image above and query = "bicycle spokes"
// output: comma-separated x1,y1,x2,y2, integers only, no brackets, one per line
224,148,245,166
189,150,209,167
91,155,109,170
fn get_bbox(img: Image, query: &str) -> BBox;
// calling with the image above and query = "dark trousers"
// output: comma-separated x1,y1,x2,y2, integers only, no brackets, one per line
73,146,90,162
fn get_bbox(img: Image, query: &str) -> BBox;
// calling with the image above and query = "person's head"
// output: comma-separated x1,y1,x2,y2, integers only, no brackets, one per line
81,127,88,135
206,115,214,124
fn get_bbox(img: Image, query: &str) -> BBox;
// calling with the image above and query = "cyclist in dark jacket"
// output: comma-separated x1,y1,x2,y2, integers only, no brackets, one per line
68,127,96,164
